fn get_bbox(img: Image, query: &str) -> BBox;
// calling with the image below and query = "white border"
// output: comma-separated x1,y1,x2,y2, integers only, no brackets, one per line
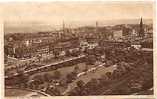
0,0,156,99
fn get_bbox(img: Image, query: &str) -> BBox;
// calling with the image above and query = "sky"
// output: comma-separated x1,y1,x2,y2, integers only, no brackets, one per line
1,1,154,33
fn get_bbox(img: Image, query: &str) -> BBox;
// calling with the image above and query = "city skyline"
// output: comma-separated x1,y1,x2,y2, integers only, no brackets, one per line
3,1,154,33
4,18,153,33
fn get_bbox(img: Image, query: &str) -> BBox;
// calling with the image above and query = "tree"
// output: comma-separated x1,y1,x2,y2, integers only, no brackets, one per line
73,66,79,74
66,72,77,83
68,80,85,96
71,49,80,57
85,55,96,65
53,49,60,58
36,54,42,62
17,70,29,88
4,54,8,63
112,70,121,79
106,72,112,80
76,80,85,88
83,65,88,72
33,75,44,84
84,78,99,94
105,60,113,67
43,73,53,82
53,70,61,79
65,50,71,57
4,45,9,56
49,44,54,53
46,86,61,96
99,74,109,84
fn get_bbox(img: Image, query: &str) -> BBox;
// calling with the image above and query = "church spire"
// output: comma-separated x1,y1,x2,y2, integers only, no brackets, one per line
140,17,143,27
139,17,144,38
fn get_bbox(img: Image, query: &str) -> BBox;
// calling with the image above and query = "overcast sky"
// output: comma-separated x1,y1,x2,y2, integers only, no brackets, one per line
2,1,154,33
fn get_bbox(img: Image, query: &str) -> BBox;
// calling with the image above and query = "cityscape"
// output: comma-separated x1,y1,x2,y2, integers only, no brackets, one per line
4,2,153,97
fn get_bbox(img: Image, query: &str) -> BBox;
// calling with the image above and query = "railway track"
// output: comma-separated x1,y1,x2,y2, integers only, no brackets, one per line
5,55,86,79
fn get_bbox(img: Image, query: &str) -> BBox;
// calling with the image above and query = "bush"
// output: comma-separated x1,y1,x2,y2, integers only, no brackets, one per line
76,80,85,88
66,72,77,83
33,75,44,84
43,73,53,82
53,70,61,79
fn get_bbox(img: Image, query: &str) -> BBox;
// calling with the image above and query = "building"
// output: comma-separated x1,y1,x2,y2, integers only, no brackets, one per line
131,29,138,37
4,32,57,58
145,25,153,38
122,25,132,37
113,30,123,40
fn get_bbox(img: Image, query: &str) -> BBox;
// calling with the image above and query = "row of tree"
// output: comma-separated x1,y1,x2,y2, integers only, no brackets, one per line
67,47,153,95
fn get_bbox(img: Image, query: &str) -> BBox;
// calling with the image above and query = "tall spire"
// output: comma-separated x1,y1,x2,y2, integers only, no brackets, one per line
96,21,98,28
96,21,100,39
140,17,143,27
139,17,144,38
63,20,65,34
95,21,98,33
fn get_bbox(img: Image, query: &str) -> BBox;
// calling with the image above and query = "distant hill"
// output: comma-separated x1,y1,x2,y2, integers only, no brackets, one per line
4,23,57,34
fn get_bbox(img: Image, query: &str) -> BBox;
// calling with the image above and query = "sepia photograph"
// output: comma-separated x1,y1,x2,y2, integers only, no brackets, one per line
3,1,154,97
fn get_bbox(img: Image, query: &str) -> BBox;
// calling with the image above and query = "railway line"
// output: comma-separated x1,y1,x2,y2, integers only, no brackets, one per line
5,55,86,80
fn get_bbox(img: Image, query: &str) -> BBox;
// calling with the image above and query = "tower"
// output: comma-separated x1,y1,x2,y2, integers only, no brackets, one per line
95,21,98,33
63,21,65,34
95,21,99,39
58,21,65,39
139,17,144,38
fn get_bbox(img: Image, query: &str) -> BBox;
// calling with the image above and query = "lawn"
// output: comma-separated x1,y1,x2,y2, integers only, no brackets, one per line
29,62,90,80
63,65,115,94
